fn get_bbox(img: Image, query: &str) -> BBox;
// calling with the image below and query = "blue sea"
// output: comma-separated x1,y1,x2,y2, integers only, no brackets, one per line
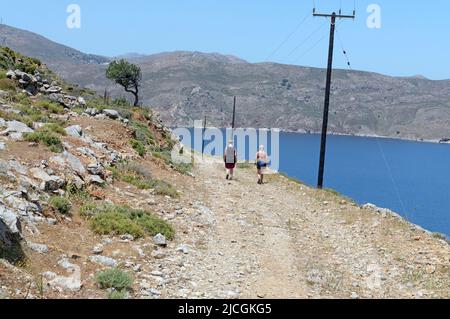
179,129,450,237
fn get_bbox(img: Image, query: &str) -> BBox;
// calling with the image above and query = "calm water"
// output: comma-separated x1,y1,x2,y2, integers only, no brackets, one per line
181,129,450,237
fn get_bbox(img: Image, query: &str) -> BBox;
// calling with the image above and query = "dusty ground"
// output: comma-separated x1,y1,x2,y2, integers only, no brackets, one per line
177,157,450,299
1,134,449,299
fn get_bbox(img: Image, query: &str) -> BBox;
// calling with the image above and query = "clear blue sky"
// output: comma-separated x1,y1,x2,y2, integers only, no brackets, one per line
1,0,449,79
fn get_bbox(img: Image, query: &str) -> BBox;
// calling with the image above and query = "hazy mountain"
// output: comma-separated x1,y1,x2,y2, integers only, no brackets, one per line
2,24,450,141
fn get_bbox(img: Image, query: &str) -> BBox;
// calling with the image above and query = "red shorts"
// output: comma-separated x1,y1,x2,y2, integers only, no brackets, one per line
225,163,236,169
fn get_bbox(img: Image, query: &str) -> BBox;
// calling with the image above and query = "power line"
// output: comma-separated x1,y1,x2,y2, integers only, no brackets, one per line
335,27,352,69
283,20,328,60
265,12,311,61
292,28,328,64
292,19,344,64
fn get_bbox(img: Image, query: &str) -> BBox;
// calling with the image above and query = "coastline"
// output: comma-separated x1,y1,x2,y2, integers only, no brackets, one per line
275,129,450,145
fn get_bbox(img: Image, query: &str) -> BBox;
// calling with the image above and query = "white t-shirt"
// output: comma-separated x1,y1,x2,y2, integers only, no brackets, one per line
225,146,236,164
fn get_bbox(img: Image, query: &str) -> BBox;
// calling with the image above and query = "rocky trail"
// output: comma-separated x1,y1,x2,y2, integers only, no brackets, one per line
178,157,450,299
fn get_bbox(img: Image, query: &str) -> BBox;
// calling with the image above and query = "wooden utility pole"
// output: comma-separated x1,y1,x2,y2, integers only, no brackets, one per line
202,116,207,159
314,9,355,189
232,96,237,130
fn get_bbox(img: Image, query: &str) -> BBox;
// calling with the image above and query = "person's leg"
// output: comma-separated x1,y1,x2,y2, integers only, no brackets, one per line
229,168,234,180
226,168,230,180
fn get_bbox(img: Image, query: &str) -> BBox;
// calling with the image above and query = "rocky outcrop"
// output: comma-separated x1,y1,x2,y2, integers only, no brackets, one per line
6,69,86,109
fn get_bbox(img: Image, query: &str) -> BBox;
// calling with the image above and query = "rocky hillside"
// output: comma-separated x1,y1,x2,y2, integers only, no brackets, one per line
2,24,450,141
0,48,449,299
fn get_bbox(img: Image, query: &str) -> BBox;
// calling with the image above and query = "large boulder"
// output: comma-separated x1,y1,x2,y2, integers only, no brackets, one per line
0,204,21,235
5,121,34,134
102,109,120,120
64,125,83,138
63,151,86,175
29,168,65,191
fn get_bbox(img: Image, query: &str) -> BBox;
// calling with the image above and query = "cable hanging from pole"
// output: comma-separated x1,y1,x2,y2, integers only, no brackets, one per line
335,27,352,70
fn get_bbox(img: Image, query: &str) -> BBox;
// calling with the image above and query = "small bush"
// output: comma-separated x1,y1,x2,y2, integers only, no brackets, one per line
0,78,16,91
12,92,31,105
0,109,32,128
96,268,133,291
66,184,90,202
131,210,175,240
130,139,146,157
49,196,72,215
81,203,174,239
17,105,49,123
90,210,145,238
42,123,66,135
112,97,131,107
130,120,155,145
24,130,64,153
36,100,65,114
109,161,179,197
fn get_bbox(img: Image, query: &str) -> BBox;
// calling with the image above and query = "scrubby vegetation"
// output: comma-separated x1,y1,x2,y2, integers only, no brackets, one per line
0,78,16,91
35,100,65,114
80,203,174,239
108,161,179,198
24,125,65,153
49,196,72,215
96,268,133,299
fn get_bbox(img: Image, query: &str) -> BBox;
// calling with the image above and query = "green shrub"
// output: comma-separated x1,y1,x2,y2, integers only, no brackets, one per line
49,196,72,215
0,78,16,91
12,92,31,105
24,130,64,153
0,109,32,128
66,184,90,202
130,120,155,145
81,203,174,239
130,139,146,157
17,105,49,123
112,97,131,107
96,268,133,291
36,100,64,114
108,161,179,197
42,123,66,135
90,210,145,238
131,210,174,240
79,202,103,218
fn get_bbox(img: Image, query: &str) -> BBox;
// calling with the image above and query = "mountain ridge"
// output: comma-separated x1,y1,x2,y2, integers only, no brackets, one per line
1,23,450,141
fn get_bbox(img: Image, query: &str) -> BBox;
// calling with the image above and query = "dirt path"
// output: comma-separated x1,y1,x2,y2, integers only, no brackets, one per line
182,158,450,299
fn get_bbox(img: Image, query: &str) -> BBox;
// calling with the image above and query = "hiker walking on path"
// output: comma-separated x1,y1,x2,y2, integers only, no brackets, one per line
256,145,269,184
224,140,237,180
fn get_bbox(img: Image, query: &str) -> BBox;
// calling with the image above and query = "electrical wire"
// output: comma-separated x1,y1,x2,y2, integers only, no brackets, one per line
283,19,328,60
265,12,311,61
335,27,352,70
